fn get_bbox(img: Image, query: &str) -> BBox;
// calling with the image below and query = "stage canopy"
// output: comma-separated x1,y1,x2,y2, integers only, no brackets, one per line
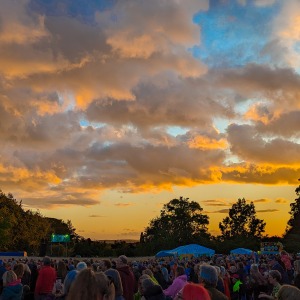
155,244,215,258
230,248,253,255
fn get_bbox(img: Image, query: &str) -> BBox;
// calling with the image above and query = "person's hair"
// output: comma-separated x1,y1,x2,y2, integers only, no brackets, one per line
278,284,300,300
105,268,123,297
13,263,25,279
182,283,211,300
43,256,51,266
57,260,68,280
102,259,112,269
118,255,128,265
176,266,185,276
2,270,17,286
67,269,100,300
142,268,154,277
95,271,115,300
199,264,218,287
269,270,281,282
141,278,156,293
76,261,87,271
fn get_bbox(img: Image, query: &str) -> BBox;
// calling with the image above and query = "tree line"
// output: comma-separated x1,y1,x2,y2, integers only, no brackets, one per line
0,179,299,257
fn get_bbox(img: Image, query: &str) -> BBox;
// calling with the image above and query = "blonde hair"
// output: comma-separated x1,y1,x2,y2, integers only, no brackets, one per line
2,270,17,286
278,284,300,300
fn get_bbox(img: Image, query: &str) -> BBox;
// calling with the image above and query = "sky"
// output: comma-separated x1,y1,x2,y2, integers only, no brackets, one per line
1,0,300,241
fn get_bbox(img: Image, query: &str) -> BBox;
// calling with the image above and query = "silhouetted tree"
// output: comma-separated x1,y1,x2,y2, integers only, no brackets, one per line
142,196,209,253
219,198,266,241
283,179,300,252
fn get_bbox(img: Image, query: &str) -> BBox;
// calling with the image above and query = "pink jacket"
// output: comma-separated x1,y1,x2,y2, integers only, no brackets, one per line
163,274,187,298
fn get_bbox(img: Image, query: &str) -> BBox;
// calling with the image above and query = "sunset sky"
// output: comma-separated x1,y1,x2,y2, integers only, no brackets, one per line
1,0,300,241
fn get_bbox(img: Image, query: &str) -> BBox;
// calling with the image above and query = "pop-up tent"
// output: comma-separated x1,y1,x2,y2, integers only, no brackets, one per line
155,244,215,258
155,250,176,258
230,248,253,255
173,244,215,256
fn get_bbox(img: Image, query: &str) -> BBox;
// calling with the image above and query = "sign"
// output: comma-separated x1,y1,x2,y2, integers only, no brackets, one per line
260,242,283,254
51,234,70,243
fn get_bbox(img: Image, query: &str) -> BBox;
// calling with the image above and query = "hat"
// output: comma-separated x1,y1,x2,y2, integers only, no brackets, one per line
76,261,87,271
199,264,218,286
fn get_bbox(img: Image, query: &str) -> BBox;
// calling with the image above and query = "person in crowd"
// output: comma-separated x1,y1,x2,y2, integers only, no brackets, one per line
175,283,211,300
1,270,23,300
34,256,56,300
56,260,68,282
116,255,136,300
219,266,231,299
248,263,268,300
292,260,300,289
101,260,112,272
21,264,31,287
153,264,168,289
63,260,87,298
163,265,187,299
13,264,25,282
142,269,159,285
105,268,125,300
161,264,169,285
277,284,300,300
134,274,151,300
268,257,289,284
67,269,109,300
140,278,165,300
199,264,228,300
96,271,115,300
214,266,225,294
258,270,282,299
280,252,293,284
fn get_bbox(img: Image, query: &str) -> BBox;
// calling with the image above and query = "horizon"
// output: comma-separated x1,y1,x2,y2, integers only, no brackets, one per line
1,0,300,240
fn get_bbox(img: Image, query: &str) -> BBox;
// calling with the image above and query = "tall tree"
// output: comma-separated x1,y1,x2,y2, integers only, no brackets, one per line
283,179,300,251
219,198,266,241
142,197,209,252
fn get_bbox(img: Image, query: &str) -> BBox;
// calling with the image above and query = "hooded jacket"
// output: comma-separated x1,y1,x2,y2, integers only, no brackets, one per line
143,284,165,300
163,274,187,299
117,265,136,300
2,281,23,300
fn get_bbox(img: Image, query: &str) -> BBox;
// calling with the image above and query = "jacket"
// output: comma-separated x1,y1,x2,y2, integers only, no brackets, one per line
1,281,23,300
163,274,187,299
117,266,136,300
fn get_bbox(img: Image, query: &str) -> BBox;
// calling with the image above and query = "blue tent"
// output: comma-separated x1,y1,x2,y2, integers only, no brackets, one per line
172,244,215,257
155,250,176,258
230,248,253,255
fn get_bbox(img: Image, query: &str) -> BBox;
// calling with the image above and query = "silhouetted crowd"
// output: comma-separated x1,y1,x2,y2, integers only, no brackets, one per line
1,250,300,300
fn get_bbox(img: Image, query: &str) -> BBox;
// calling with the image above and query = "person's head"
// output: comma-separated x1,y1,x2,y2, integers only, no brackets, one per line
140,278,156,295
67,269,100,300
199,264,218,287
43,256,51,266
137,274,151,292
268,270,281,285
250,263,259,273
13,263,25,279
142,268,154,277
101,259,112,271
2,270,17,286
181,283,211,300
278,284,300,300
116,255,128,268
176,266,185,277
76,261,87,271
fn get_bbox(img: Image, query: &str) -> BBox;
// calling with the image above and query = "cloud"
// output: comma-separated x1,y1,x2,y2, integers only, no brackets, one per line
275,198,288,204
114,203,134,207
201,200,230,207
257,209,279,212
253,198,270,203
89,215,105,218
210,209,230,213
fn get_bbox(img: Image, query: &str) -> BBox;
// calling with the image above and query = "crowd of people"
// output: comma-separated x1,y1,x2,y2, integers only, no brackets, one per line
0,250,300,300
